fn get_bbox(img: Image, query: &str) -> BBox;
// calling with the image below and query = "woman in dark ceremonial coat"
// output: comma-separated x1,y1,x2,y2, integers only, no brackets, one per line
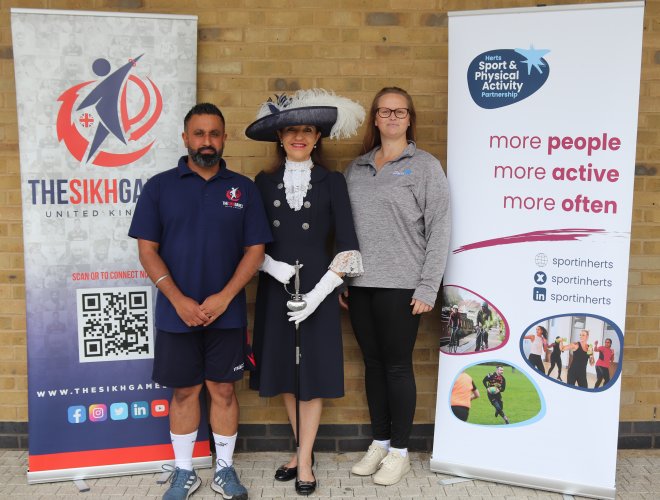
245,89,365,495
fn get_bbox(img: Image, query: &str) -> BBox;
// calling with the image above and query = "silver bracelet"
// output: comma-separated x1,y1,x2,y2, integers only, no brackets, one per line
154,274,170,287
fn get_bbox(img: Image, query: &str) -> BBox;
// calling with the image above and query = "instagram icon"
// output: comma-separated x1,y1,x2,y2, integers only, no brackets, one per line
88,404,107,422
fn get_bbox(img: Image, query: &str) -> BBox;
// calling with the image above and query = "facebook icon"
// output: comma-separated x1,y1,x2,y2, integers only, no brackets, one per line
67,405,87,424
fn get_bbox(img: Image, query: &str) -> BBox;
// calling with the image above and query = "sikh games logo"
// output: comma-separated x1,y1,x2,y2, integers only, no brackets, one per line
57,54,162,167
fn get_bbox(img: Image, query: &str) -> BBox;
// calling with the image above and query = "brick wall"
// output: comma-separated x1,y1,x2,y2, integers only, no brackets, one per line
0,0,658,449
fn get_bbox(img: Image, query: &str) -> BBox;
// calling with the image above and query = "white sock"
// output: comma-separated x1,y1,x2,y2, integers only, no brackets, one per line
171,430,198,470
390,446,408,457
214,432,237,469
373,439,390,450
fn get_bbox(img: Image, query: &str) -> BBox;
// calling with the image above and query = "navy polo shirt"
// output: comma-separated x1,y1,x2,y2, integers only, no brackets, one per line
129,156,272,333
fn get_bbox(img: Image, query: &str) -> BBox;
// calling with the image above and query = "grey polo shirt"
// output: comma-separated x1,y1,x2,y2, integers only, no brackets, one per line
344,142,450,306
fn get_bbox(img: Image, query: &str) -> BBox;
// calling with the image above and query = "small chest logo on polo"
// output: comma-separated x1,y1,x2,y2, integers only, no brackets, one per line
392,168,412,176
223,187,244,209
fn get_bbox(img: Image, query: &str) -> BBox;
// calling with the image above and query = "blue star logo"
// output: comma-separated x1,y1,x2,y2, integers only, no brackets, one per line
514,45,550,75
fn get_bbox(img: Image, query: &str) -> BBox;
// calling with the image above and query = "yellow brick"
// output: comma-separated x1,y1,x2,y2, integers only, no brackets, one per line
15,376,27,391
267,44,314,59
638,332,660,346
244,28,290,43
316,77,363,91
16,406,28,420
291,27,342,42
322,407,370,422
638,361,660,375
628,271,642,286
641,302,660,315
291,60,339,76
313,11,362,26
0,299,24,314
215,11,250,26
12,316,26,331
632,225,660,239
622,347,660,361
0,390,26,404
0,377,14,390
627,285,660,301
626,315,660,330
0,361,26,376
198,61,242,75
216,78,267,91
619,390,636,406
244,60,292,76
316,45,361,59
0,406,17,420
636,391,660,404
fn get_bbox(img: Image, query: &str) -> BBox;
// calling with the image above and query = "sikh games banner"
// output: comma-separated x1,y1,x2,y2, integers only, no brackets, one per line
11,9,208,483
432,3,643,499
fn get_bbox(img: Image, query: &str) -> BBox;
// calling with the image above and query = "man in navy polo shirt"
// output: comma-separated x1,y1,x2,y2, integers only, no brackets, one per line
129,103,271,500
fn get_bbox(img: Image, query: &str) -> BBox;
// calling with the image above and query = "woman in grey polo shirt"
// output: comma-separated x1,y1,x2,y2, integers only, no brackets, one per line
343,87,450,486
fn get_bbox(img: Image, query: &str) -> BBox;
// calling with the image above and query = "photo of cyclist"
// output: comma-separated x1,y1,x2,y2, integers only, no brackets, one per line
475,302,492,351
440,286,506,354
448,305,462,352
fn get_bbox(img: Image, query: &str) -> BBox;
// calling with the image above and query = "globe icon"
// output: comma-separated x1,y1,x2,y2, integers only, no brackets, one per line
535,253,548,267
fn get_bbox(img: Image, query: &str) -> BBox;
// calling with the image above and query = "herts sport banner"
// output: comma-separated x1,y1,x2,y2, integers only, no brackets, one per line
11,9,209,483
432,3,643,499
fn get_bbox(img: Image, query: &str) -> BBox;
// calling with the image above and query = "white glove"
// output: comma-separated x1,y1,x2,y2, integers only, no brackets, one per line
288,270,343,325
260,254,298,284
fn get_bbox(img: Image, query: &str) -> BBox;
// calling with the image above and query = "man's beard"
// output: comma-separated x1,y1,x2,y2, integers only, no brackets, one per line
189,146,222,168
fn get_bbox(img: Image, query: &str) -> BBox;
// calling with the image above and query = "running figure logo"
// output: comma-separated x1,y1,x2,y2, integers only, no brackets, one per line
226,187,242,201
56,54,162,167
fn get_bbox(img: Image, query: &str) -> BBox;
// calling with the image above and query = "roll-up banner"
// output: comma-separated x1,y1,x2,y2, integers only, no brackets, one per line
433,2,644,499
11,9,209,483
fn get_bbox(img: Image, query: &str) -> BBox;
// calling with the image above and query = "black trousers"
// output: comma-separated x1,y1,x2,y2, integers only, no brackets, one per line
451,406,469,421
348,287,420,449
594,365,611,388
528,353,545,373
548,356,562,378
567,366,588,388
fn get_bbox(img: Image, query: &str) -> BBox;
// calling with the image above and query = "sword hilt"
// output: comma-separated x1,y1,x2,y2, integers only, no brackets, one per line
293,260,301,299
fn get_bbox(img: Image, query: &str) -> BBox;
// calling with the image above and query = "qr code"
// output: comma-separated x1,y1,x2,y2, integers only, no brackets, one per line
76,286,154,363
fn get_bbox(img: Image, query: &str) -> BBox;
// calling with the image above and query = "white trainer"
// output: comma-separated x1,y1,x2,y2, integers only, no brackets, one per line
351,442,389,476
373,450,411,486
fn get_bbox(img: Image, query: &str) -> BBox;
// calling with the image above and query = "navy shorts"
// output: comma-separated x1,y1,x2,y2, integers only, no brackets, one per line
152,328,245,387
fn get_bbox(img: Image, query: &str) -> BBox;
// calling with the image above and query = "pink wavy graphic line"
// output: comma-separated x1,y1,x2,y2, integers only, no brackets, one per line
453,228,606,254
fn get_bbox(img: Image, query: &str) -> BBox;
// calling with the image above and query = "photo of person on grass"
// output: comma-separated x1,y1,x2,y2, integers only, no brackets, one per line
450,362,541,425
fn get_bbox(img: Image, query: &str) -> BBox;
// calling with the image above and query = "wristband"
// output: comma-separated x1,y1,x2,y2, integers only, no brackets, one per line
154,274,170,287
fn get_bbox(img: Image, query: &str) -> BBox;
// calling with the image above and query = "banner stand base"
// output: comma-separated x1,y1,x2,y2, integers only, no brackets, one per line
73,479,89,492
438,477,473,486
27,456,212,485
430,458,614,500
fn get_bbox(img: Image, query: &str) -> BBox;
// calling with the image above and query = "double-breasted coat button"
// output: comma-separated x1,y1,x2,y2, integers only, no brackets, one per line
277,183,284,189
302,223,310,230
273,220,280,227
303,201,311,208
273,200,281,207
307,184,312,190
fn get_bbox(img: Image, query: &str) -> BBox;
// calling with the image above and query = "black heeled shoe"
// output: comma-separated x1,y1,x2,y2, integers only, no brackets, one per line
295,471,317,496
274,464,297,482
275,452,314,482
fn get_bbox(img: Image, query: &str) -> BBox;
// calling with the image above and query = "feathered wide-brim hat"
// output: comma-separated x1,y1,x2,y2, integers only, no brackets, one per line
245,89,365,142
